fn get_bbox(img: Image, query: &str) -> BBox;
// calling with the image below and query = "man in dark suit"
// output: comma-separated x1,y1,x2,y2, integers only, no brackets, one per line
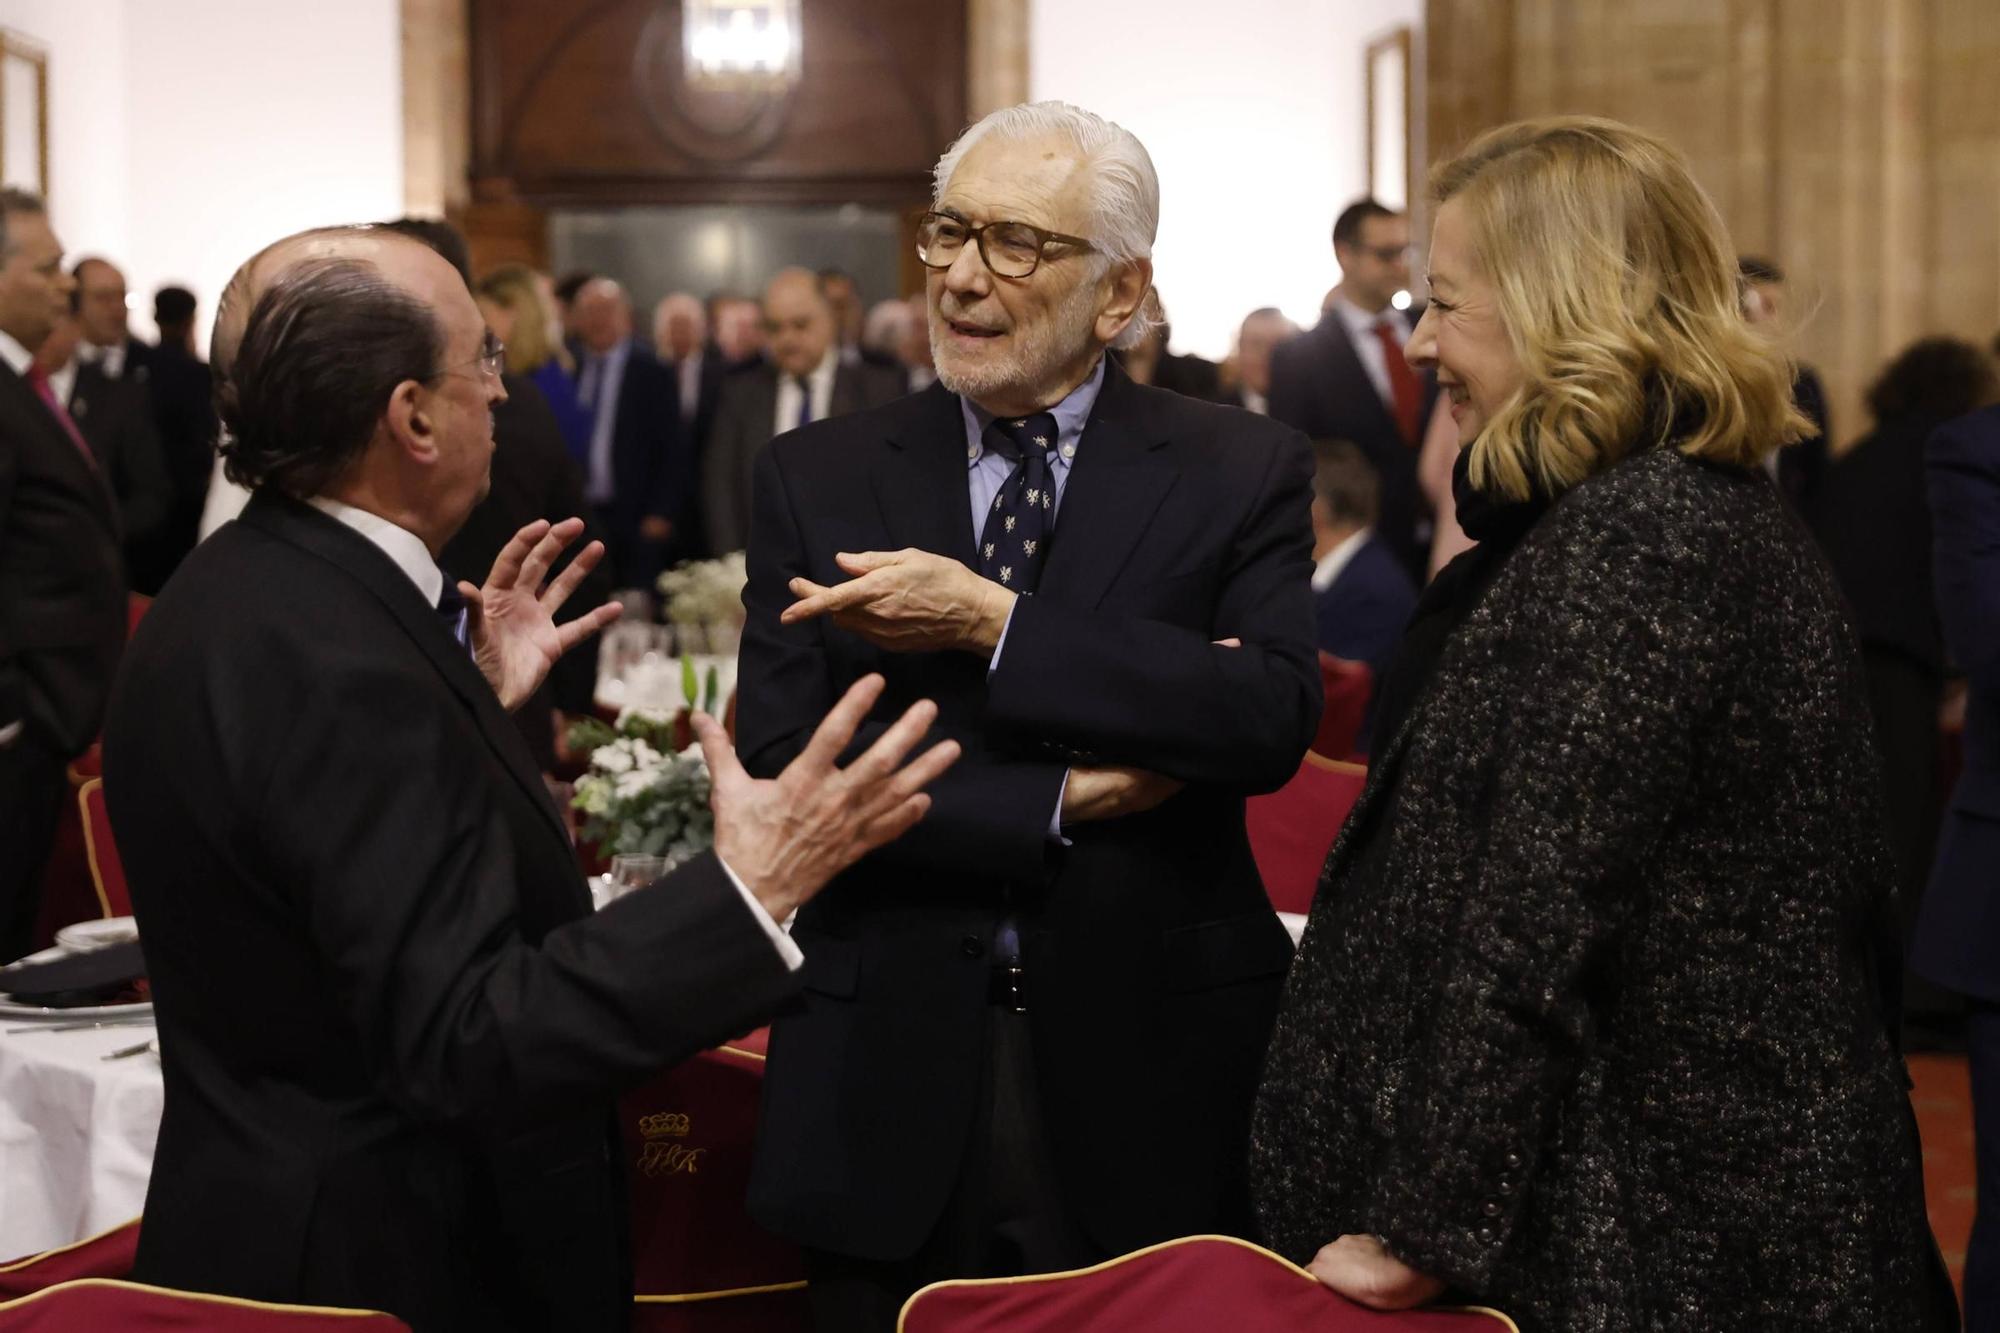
1268,199,1438,573
1307,440,1416,751
102,227,958,1332
738,103,1320,1331
702,267,902,555
128,285,217,593
39,305,173,561
0,189,122,963
72,257,155,387
570,277,690,582
1914,402,2000,1329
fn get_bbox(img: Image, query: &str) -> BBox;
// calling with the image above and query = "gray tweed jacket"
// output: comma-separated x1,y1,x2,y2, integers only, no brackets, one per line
1252,445,1947,1331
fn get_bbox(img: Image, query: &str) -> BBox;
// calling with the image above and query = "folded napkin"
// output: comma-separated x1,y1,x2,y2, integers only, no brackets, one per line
0,938,146,1007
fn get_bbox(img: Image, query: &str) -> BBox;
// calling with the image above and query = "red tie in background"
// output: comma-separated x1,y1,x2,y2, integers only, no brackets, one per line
26,364,97,469
1372,317,1423,447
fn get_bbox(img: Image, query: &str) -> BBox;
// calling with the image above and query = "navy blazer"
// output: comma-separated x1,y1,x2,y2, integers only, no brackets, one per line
1914,406,2000,1000
1312,532,1417,746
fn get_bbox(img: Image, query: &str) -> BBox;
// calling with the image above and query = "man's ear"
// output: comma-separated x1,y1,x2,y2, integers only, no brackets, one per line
383,378,439,465
1096,258,1153,347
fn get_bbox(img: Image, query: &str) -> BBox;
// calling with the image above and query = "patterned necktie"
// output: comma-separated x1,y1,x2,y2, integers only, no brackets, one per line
26,364,97,469
1372,318,1423,446
435,577,472,656
977,412,1059,594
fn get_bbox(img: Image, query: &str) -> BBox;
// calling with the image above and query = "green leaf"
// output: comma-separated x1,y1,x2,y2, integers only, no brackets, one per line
566,716,617,755
704,664,720,716
681,654,699,709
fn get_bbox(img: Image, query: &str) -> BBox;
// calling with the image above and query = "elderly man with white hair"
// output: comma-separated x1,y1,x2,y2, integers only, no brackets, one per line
735,101,1321,1330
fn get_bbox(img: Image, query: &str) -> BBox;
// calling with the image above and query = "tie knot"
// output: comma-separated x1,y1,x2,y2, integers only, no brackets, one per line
986,412,1059,464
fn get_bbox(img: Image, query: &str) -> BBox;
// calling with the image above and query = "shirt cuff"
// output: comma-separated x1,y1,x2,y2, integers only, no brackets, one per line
986,598,1020,677
716,853,805,972
1050,769,1072,846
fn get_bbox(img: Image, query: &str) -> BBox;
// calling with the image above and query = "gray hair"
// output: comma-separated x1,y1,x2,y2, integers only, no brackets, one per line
932,101,1159,349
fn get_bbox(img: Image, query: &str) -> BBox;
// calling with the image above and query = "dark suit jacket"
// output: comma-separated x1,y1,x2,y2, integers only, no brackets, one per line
1312,532,1417,747
700,359,904,556
1807,413,1943,677
0,359,125,756
1914,406,2000,1000
442,373,615,769
1267,312,1439,574
103,491,799,1331
736,364,1321,1260
129,342,218,594
584,340,688,584
69,362,173,552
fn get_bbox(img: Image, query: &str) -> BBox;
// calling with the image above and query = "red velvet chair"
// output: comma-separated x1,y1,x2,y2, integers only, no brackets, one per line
897,1235,1518,1333
78,778,132,920
0,1219,139,1299
622,1031,810,1332
0,1279,410,1331
1314,652,1373,761
1245,753,1368,916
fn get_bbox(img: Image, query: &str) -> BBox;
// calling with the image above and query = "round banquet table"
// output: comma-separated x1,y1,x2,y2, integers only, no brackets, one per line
0,1017,161,1259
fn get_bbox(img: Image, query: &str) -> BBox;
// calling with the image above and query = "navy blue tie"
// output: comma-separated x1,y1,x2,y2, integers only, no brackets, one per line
978,412,1058,595
435,577,471,655
793,377,812,431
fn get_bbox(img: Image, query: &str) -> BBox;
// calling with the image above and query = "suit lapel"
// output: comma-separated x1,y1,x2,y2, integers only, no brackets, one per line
875,382,977,565
0,361,117,522
1034,363,1177,610
240,493,582,872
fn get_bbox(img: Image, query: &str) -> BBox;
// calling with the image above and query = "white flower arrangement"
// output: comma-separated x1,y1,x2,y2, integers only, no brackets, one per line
568,710,713,862
656,551,748,627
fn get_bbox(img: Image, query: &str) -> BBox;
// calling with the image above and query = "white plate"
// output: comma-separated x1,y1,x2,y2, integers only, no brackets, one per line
0,995,153,1022
55,916,139,952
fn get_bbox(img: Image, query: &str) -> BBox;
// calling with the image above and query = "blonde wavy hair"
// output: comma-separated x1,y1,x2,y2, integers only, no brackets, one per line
476,262,570,376
1432,116,1809,501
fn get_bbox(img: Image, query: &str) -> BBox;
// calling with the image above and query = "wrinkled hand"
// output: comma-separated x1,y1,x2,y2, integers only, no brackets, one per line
1060,765,1184,824
1307,1235,1446,1311
464,518,622,712
782,549,1015,657
694,674,961,923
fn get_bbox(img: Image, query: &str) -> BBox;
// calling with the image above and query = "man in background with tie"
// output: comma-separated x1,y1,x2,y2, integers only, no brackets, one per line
0,188,125,962
701,266,899,555
569,277,687,584
1268,198,1438,574
735,102,1320,1331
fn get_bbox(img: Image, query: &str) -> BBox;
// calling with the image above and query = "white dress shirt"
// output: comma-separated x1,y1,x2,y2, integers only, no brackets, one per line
77,339,127,380
772,348,839,437
0,328,33,376
1310,527,1371,593
1331,296,1412,414
1241,387,1269,416
305,493,802,970
676,352,702,425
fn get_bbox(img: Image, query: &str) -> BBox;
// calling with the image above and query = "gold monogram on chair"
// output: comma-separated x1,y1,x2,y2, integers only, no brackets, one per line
635,1110,707,1178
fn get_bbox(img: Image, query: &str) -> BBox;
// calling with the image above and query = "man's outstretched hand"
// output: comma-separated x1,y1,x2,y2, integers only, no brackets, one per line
463,517,622,711
695,674,961,923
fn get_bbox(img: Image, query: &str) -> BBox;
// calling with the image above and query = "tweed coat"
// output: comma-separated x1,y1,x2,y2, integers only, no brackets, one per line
1251,445,1946,1331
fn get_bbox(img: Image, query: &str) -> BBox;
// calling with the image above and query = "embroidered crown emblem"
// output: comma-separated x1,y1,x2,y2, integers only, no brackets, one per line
639,1111,691,1139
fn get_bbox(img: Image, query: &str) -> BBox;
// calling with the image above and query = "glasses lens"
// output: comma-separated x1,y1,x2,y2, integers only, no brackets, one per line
985,223,1043,277
918,215,966,268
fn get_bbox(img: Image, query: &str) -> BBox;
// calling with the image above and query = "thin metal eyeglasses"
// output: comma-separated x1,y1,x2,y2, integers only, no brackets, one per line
915,211,1095,279
429,333,506,383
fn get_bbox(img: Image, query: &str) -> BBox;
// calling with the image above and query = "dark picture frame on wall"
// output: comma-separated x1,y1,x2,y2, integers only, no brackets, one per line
0,29,48,201
1365,26,1412,212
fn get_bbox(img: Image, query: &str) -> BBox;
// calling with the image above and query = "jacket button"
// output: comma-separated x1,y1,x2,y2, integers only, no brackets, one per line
1482,1200,1502,1217
959,936,984,959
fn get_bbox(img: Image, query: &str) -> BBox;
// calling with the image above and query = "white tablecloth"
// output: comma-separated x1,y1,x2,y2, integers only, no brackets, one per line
0,1018,160,1259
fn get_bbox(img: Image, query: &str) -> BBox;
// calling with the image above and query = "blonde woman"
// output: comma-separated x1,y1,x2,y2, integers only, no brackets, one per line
1251,116,1954,1330
477,262,592,459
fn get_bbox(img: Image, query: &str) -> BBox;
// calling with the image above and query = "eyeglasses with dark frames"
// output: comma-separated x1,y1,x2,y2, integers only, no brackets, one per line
915,211,1095,279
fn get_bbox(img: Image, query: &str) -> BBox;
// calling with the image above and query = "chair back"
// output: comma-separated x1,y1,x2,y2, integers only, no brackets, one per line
78,779,132,920
0,1279,410,1331
622,1032,810,1332
897,1235,1518,1332
1245,753,1367,916
0,1220,138,1299
1314,652,1374,760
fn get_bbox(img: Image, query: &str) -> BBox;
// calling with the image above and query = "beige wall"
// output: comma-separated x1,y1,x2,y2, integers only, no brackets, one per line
1427,0,2000,448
